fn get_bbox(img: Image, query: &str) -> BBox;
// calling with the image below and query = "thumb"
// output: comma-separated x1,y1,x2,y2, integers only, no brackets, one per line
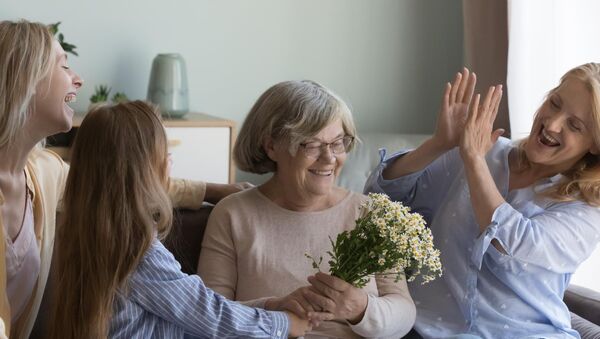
491,128,505,143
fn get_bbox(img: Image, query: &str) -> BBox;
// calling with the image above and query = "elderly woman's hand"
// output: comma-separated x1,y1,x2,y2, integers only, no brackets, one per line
459,85,504,161
305,272,368,324
265,287,334,327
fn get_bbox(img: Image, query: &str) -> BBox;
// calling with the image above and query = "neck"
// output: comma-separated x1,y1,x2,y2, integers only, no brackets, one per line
259,177,338,212
0,135,38,175
508,149,563,189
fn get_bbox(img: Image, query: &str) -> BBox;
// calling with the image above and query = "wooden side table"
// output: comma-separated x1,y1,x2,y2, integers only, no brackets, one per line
47,112,236,184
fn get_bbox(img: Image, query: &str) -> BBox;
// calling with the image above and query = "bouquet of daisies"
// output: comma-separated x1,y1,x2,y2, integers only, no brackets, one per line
307,193,442,288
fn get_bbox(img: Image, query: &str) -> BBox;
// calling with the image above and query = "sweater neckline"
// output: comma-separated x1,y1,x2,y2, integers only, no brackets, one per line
252,187,356,216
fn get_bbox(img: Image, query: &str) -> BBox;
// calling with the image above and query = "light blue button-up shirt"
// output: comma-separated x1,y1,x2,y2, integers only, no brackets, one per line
364,137,600,339
109,239,289,338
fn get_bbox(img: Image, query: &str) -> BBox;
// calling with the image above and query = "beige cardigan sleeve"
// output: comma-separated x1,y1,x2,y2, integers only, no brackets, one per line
197,203,238,299
348,273,416,338
168,178,206,209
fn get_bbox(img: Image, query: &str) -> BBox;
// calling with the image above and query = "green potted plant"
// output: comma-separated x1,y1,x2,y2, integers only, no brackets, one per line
89,85,111,110
48,22,78,56
111,92,129,104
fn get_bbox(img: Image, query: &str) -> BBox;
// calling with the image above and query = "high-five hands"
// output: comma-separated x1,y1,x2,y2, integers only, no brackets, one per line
459,84,504,161
433,68,477,151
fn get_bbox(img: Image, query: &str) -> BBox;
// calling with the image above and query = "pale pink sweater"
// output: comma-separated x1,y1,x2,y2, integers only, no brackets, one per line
198,188,415,339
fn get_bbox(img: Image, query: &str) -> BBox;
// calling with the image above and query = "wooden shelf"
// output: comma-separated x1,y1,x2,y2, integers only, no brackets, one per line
49,112,236,183
71,112,235,128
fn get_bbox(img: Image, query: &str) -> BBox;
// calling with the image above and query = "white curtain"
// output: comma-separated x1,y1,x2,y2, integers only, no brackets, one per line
507,0,600,139
507,0,600,291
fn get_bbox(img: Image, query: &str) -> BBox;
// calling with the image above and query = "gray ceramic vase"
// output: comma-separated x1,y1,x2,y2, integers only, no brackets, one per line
147,53,189,118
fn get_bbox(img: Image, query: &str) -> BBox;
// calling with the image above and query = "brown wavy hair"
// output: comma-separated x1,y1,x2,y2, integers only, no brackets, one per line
519,63,600,206
49,101,172,338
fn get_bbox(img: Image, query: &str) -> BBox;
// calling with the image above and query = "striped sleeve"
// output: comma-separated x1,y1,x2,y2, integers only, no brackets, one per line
128,240,289,338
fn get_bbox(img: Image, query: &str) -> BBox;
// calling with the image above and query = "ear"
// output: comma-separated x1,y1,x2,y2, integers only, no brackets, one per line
263,137,278,162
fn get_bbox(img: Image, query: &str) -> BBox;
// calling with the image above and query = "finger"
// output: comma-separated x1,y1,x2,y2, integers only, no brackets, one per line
467,94,481,125
308,275,341,300
313,272,349,291
481,86,495,118
307,311,335,327
303,288,336,313
294,293,316,314
455,67,470,103
308,311,335,322
284,299,309,319
489,86,503,125
464,72,477,104
441,82,451,113
492,128,505,143
450,72,462,105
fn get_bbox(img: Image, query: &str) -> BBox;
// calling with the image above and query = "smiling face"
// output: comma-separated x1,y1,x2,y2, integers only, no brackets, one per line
525,77,599,173
29,40,83,138
268,118,347,200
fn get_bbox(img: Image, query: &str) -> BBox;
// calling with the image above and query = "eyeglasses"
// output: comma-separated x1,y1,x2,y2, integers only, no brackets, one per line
298,136,354,159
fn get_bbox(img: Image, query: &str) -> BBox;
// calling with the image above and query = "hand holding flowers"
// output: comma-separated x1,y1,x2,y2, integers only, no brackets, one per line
306,193,442,289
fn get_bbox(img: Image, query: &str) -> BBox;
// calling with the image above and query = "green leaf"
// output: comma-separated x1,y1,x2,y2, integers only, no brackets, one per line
48,22,78,57
48,22,60,35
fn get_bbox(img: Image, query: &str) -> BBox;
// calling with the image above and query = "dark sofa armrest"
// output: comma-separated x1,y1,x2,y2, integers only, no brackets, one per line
163,205,214,275
566,285,600,325
565,284,600,339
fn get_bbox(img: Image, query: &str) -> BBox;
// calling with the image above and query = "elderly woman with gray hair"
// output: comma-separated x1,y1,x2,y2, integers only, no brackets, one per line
198,80,416,338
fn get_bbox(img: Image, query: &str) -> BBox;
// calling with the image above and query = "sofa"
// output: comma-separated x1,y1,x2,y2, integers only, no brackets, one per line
164,132,600,338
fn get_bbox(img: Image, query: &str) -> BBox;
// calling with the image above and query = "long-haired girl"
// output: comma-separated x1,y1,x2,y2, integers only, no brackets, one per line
49,101,313,339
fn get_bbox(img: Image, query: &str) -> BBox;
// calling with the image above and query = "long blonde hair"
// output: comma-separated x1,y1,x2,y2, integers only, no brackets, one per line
49,101,172,339
521,63,600,206
0,20,55,149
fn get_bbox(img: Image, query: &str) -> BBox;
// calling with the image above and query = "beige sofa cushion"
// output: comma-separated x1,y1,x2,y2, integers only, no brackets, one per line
338,132,430,192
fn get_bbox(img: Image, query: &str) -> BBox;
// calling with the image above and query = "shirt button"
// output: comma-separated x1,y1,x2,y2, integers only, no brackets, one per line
276,330,282,336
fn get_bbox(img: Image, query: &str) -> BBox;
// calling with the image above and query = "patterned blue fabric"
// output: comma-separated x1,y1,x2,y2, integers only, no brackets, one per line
110,239,288,338
364,137,600,339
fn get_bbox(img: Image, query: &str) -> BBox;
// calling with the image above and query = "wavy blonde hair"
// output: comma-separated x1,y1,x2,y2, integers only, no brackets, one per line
49,101,172,339
520,63,600,206
0,20,55,149
234,80,357,174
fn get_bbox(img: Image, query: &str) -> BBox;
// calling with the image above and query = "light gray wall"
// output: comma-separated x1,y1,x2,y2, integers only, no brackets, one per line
2,0,463,181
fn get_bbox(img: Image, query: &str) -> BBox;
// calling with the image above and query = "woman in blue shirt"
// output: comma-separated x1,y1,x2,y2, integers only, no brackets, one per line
365,64,600,338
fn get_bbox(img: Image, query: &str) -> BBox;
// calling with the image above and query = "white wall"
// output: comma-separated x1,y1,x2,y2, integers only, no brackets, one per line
1,0,463,133
2,0,463,182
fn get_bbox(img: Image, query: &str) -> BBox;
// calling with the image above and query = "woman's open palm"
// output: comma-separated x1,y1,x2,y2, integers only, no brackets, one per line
460,85,504,160
434,68,477,150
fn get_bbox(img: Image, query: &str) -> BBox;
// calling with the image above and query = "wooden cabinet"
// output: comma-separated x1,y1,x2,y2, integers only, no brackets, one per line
47,112,236,184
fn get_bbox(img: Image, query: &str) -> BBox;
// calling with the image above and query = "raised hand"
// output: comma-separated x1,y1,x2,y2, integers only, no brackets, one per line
459,85,504,161
305,273,368,324
433,68,477,150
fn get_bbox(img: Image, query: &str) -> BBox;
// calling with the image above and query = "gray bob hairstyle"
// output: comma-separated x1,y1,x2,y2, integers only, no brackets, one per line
234,80,357,174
